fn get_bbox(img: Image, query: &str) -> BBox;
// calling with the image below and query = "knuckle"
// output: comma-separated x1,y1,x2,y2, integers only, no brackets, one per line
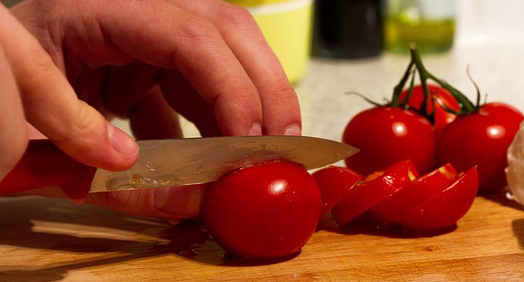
216,3,257,30
56,101,105,152
15,44,56,88
177,16,218,43
74,101,105,136
269,82,298,103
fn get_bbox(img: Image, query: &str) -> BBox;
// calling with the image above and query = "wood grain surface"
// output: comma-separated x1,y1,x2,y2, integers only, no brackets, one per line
1,194,523,282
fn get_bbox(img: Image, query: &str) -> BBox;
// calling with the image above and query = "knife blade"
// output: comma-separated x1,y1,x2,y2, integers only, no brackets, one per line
90,136,358,192
0,136,358,197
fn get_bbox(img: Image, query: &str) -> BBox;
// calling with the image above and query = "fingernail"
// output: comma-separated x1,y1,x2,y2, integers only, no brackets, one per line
249,123,262,136
154,185,203,217
284,124,301,136
108,124,138,158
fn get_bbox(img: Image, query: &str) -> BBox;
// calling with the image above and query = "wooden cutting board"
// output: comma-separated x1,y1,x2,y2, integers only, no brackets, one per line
1,194,524,282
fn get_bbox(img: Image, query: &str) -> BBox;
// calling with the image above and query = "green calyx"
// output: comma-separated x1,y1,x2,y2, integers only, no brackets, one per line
391,44,482,117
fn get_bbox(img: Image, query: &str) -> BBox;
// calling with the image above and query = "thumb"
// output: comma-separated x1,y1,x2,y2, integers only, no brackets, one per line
0,5,137,170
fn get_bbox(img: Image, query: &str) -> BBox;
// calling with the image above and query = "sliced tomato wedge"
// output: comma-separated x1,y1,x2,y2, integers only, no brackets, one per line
397,166,479,230
312,166,362,216
371,163,458,226
331,160,418,227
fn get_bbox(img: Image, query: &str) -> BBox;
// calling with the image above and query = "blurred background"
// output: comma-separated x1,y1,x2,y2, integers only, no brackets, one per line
5,0,524,80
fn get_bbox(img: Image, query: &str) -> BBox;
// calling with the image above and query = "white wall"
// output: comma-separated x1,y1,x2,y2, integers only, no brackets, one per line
456,0,524,46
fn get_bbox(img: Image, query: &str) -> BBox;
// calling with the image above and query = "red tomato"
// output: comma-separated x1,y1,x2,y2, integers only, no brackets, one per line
438,102,524,193
331,160,418,227
397,166,479,230
399,84,460,134
371,163,458,226
202,161,321,260
312,166,362,216
343,107,437,175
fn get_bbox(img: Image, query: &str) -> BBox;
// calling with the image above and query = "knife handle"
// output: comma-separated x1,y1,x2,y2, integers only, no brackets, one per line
0,139,96,201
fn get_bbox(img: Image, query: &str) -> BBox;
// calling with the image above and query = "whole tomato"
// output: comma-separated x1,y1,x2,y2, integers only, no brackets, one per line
343,107,437,175
399,84,460,134
438,102,524,193
202,161,321,260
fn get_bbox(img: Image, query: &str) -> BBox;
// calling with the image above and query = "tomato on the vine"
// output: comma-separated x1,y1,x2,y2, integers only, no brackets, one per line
399,84,460,134
343,107,437,175
438,102,524,193
202,161,321,260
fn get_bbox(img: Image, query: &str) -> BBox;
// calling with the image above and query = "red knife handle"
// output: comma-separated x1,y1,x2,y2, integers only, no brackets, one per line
0,139,96,201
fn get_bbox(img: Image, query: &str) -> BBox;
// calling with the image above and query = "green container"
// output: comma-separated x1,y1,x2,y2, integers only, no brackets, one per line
385,0,456,53
226,0,313,84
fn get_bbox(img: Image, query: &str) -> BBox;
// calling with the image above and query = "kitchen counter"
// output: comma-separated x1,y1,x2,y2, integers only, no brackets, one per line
4,43,524,281
1,193,524,281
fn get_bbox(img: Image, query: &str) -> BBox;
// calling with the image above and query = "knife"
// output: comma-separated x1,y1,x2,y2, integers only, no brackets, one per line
0,136,357,199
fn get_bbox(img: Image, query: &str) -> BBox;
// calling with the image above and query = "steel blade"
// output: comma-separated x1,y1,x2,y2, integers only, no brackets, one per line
89,136,358,192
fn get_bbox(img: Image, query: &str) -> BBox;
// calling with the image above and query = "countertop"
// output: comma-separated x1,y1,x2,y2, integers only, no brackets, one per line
1,191,524,281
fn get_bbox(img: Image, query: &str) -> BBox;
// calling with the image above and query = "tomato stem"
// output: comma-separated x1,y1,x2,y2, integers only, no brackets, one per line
392,61,415,107
408,45,477,115
399,70,416,109
466,65,483,108
346,91,382,107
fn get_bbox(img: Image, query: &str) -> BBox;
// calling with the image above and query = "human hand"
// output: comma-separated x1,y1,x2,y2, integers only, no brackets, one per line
2,0,301,219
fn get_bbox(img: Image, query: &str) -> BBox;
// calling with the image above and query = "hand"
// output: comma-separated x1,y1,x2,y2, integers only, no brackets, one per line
1,0,301,219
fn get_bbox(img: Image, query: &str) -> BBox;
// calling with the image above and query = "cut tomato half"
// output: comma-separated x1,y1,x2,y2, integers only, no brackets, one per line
371,163,458,226
331,160,418,227
397,166,479,230
312,166,362,216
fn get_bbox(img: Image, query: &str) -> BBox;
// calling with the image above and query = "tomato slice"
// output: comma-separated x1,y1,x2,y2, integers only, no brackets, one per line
331,160,418,227
312,166,362,216
371,163,458,226
397,166,479,230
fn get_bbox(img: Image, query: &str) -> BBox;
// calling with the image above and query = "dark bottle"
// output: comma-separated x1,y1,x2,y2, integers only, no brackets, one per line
312,0,384,59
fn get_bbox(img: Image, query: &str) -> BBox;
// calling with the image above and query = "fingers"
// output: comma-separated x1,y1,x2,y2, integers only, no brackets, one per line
76,0,262,136
14,185,205,219
103,62,159,118
0,45,28,181
129,86,183,140
84,185,206,219
162,0,302,135
160,69,222,137
0,4,137,171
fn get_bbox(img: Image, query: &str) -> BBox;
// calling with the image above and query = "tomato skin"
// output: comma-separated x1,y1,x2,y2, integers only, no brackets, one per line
331,160,418,227
202,162,321,260
371,163,458,226
312,166,362,216
399,84,460,134
397,167,479,230
343,107,437,175
438,102,524,193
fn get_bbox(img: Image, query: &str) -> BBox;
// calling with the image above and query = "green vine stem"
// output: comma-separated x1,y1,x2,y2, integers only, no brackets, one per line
391,61,415,107
399,70,416,109
408,44,477,115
